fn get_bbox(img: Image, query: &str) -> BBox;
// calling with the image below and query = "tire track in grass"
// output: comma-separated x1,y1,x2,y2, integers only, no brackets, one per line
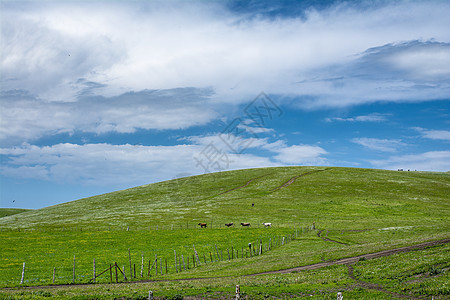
251,238,450,276
347,264,419,299
270,169,329,192
317,229,349,245
218,174,271,195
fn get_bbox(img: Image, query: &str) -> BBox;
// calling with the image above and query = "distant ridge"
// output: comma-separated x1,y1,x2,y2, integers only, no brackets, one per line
0,166,448,231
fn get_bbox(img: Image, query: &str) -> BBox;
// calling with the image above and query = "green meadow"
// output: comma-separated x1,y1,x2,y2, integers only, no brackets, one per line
0,209,31,219
1,166,449,299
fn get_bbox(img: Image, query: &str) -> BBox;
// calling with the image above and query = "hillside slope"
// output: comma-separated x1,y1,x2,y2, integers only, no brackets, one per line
0,208,31,218
1,166,449,232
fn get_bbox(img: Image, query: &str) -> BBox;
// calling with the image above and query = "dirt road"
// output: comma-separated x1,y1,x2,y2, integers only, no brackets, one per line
250,238,450,276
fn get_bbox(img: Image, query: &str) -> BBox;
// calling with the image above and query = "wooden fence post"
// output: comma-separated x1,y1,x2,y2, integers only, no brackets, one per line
174,250,178,273
128,249,133,280
20,262,25,284
193,244,200,265
73,255,76,284
215,244,220,261
93,258,96,284
53,267,56,284
115,263,118,283
141,254,144,278
235,284,240,300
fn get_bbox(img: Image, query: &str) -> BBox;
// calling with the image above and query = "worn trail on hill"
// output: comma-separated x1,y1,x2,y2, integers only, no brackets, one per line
271,169,329,192
250,238,450,276
8,238,449,290
317,229,349,245
346,264,418,299
218,174,271,195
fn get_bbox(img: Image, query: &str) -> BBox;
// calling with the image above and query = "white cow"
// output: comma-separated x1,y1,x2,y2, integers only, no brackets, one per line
262,222,272,227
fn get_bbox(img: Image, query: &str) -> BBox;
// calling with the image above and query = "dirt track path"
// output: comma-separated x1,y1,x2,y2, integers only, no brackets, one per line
218,174,270,195
271,169,328,192
346,264,418,299
6,238,449,290
317,229,349,245
249,238,450,276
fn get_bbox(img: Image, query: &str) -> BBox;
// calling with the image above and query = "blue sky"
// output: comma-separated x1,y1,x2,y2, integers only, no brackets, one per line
1,0,449,209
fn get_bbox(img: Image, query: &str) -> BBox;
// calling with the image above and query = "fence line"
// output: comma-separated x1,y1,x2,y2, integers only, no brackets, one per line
1,222,315,233
13,225,317,285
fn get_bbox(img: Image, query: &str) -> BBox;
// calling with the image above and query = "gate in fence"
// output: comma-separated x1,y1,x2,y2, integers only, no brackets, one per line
89,262,127,284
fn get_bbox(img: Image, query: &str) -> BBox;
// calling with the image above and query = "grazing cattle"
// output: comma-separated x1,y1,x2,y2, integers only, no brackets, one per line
225,223,234,227
262,222,272,227
240,222,251,227
198,223,207,228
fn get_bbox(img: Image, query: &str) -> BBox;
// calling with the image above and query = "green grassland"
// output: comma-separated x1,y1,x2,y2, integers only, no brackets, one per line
0,166,449,299
1,243,449,299
0,209,31,219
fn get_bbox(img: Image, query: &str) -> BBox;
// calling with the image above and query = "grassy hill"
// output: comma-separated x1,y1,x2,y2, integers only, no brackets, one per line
1,166,449,298
0,208,31,218
1,166,449,231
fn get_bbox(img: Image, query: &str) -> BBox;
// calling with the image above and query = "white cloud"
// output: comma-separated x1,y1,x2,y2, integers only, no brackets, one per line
326,113,388,122
0,143,205,186
1,1,449,148
273,144,328,165
413,127,450,141
0,135,328,186
370,151,450,172
351,138,406,152
0,141,279,187
2,1,449,106
188,133,328,166
0,88,217,143
238,124,275,134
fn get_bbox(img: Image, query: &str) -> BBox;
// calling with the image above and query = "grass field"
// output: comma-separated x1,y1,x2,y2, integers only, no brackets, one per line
0,209,31,219
1,166,449,299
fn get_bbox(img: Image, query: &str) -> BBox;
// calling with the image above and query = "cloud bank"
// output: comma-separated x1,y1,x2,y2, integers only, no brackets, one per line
2,0,450,106
370,151,450,172
1,0,449,199
0,88,217,143
0,138,328,186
